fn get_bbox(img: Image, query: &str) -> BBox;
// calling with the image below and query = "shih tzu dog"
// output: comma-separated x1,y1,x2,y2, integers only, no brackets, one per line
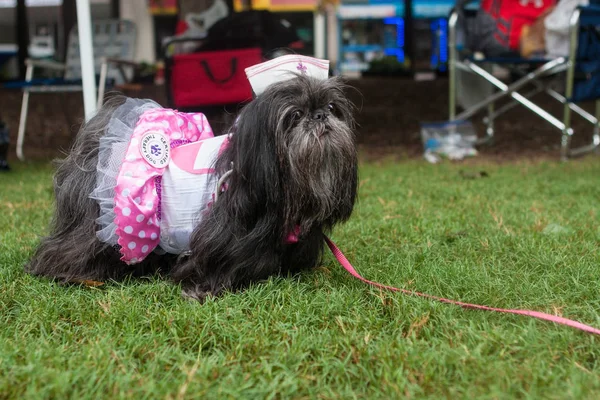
26,55,358,301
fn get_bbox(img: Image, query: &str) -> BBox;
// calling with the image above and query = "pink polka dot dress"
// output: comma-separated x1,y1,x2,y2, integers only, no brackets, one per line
90,98,230,265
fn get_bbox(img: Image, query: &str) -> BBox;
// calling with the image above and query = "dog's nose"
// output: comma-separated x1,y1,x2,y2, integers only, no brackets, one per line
312,110,328,121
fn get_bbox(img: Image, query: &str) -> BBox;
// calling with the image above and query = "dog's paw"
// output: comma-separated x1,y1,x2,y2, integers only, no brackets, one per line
181,285,216,303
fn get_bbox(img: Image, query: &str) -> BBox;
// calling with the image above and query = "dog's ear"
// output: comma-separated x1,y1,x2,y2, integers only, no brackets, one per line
223,95,282,211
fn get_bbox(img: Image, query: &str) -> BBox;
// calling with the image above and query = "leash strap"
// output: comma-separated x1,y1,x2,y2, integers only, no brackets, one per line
324,236,600,336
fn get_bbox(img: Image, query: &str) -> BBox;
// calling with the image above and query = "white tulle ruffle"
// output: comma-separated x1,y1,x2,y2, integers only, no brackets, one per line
89,98,161,245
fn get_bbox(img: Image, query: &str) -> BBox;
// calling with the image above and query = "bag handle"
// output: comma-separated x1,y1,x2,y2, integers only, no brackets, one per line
200,58,238,84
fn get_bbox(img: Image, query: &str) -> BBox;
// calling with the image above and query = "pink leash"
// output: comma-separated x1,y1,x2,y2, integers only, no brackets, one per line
325,236,600,336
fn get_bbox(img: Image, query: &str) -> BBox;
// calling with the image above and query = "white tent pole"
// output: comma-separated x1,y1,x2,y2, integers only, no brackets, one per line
76,0,97,121
314,12,326,59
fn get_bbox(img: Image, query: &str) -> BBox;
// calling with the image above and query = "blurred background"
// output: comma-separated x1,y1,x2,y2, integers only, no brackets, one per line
0,0,596,165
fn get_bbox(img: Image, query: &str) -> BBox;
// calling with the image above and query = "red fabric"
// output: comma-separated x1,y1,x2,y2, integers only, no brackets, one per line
170,48,262,108
175,20,188,35
480,0,556,49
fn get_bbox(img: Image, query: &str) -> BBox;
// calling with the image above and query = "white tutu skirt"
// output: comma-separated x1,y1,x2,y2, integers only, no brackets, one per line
89,98,161,247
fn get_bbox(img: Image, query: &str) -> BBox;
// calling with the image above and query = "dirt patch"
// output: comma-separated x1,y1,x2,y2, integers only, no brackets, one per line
2,78,597,162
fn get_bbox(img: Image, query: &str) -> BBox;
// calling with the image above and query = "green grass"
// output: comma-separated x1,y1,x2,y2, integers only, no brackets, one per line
1,157,600,399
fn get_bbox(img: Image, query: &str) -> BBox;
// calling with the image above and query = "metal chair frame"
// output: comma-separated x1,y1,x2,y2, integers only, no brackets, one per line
448,6,600,159
15,19,138,161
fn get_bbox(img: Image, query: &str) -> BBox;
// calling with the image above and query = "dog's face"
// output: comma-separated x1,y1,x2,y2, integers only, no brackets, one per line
232,75,358,232
271,75,355,150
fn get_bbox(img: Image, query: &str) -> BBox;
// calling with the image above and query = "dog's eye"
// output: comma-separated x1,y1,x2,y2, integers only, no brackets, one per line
286,110,304,129
328,103,335,112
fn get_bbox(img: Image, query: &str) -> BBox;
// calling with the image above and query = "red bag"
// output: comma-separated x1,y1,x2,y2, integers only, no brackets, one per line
169,48,262,108
480,0,556,50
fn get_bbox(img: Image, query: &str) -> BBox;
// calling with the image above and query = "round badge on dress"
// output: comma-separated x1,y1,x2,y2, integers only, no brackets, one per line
140,131,170,168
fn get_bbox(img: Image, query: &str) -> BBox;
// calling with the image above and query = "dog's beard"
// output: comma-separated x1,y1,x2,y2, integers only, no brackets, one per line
280,116,356,232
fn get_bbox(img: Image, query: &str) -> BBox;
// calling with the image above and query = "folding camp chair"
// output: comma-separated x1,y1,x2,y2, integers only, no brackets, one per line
11,20,137,161
448,1,600,159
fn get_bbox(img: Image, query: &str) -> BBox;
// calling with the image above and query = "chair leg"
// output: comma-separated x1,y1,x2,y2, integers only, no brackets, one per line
556,93,599,158
16,63,34,161
560,128,572,161
594,100,600,154
460,61,566,132
508,66,593,124
16,90,30,162
562,9,580,160
457,58,566,122
561,62,576,160
561,98,574,161
527,76,599,156
545,87,596,124
97,60,108,109
482,100,495,145
485,87,543,121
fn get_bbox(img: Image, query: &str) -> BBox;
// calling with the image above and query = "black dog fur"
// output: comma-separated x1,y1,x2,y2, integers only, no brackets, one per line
27,75,358,301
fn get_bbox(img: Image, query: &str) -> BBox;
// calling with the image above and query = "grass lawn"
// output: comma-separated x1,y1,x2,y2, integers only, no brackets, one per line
1,156,600,399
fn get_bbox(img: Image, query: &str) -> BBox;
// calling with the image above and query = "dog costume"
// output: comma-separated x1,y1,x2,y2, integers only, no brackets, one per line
91,55,329,264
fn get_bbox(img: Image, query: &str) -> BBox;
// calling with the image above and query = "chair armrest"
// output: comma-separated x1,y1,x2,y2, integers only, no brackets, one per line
102,57,141,68
25,58,66,72
98,57,139,88
97,57,141,107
